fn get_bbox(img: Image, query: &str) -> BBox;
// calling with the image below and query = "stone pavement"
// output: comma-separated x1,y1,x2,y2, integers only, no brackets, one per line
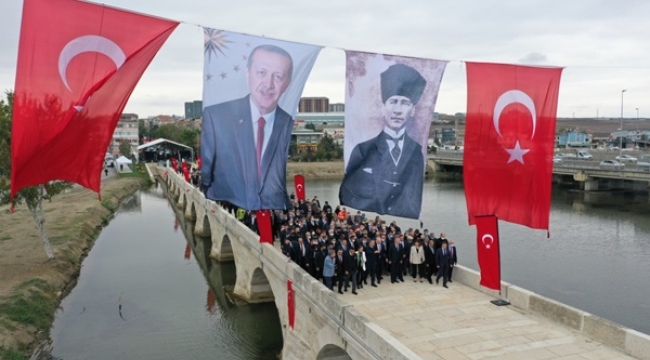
343,276,635,360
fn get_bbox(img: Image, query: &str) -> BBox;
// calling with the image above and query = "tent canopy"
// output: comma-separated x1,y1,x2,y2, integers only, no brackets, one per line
116,155,133,164
137,138,194,161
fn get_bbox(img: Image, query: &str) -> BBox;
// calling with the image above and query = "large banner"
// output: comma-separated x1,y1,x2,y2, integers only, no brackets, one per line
201,29,321,210
463,62,563,230
10,0,178,198
339,52,447,219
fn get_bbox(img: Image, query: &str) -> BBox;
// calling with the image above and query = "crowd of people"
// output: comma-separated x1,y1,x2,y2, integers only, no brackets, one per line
220,195,458,295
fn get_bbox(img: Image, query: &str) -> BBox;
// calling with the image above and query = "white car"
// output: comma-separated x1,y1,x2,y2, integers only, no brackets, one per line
599,160,624,170
615,154,637,163
553,156,563,164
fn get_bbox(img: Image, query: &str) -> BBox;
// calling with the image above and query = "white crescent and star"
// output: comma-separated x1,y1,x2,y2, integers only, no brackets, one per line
492,90,537,164
58,35,126,110
481,234,495,249
296,184,303,191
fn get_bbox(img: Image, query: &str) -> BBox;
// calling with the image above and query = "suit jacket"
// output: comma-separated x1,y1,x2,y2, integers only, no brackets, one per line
388,245,404,264
340,130,424,219
436,248,451,268
323,256,336,278
202,95,294,210
449,245,457,265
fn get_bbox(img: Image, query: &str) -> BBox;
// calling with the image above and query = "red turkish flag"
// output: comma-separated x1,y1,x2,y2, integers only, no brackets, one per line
257,210,273,244
196,156,202,169
287,280,295,329
294,174,305,201
182,167,190,183
463,62,563,230
10,0,178,198
475,215,501,291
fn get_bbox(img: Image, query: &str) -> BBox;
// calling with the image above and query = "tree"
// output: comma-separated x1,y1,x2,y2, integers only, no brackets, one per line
0,91,72,259
119,139,132,157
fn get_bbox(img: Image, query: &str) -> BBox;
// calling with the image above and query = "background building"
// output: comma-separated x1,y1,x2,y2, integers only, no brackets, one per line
328,103,345,112
295,112,345,126
299,97,329,113
291,129,323,151
111,113,139,155
184,100,203,119
558,131,592,148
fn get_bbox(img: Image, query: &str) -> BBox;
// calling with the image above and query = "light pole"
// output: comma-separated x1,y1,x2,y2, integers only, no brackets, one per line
620,89,626,156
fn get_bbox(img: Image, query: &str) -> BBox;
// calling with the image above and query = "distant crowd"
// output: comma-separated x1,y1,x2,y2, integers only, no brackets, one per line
219,196,458,295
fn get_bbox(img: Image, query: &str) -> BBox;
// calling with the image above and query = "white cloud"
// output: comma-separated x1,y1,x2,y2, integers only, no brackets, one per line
1,0,649,118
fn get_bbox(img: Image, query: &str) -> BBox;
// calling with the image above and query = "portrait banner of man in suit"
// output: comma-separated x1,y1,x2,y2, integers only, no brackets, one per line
201,28,322,210
339,52,447,219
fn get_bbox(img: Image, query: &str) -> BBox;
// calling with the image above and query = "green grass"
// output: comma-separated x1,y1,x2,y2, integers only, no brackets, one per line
0,346,26,360
100,200,115,212
0,279,56,330
0,235,11,242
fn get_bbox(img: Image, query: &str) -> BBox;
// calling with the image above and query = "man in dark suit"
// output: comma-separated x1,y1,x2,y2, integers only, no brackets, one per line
424,239,436,284
339,64,426,219
202,44,294,211
336,249,347,294
388,237,405,283
448,240,457,283
365,239,378,287
436,242,451,288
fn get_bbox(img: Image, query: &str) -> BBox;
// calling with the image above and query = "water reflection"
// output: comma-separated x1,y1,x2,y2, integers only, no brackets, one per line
41,183,283,359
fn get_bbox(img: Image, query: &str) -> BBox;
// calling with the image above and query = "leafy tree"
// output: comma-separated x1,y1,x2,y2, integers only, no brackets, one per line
0,91,72,259
118,139,131,156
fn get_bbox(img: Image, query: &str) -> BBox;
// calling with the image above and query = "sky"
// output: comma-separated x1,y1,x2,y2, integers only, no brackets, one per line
1,0,650,119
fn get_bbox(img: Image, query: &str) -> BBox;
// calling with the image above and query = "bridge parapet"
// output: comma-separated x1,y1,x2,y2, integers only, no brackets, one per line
159,166,422,360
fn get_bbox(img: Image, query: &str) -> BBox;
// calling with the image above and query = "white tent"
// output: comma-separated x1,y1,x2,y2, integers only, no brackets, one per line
116,156,132,164
115,156,133,173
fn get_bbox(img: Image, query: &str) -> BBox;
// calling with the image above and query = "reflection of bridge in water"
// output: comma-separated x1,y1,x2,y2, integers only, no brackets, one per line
429,150,650,191
157,165,650,360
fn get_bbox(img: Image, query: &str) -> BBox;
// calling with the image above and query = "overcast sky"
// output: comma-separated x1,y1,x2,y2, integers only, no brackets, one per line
1,0,650,118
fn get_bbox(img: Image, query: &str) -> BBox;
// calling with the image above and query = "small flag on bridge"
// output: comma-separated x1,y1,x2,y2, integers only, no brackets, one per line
287,280,295,329
294,175,305,201
257,210,273,244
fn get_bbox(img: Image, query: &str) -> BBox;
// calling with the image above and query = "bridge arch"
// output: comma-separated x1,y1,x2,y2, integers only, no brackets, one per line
249,267,274,302
316,345,352,360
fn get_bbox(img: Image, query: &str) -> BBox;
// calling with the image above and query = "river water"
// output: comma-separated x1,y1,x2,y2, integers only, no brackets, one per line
42,177,650,359
296,178,650,336
41,185,282,360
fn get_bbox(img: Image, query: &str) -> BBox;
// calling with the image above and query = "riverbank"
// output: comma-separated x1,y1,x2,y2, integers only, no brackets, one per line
0,175,149,359
287,160,345,179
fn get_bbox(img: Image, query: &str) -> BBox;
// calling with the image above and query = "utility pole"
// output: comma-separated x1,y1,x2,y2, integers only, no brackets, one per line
620,89,626,156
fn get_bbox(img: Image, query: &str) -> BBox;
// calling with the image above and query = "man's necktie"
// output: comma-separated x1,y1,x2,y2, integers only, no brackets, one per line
391,137,402,164
256,117,265,179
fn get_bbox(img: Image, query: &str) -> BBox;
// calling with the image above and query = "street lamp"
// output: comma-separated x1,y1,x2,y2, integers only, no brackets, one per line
620,89,626,156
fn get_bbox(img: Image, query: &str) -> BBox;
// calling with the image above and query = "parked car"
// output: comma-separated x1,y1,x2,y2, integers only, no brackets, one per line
559,153,577,159
599,160,624,170
576,150,593,160
615,154,638,163
637,155,650,171
553,156,563,164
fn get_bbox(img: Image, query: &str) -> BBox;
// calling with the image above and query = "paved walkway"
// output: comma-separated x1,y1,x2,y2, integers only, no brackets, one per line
343,277,634,360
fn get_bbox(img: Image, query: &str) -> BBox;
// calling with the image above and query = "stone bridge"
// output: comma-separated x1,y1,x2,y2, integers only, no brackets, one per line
158,167,420,360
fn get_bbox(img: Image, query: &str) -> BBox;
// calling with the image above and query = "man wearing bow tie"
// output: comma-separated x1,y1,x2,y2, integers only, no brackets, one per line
339,63,425,219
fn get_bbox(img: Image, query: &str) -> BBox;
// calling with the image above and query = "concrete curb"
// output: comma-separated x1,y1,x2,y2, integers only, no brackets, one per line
453,265,649,360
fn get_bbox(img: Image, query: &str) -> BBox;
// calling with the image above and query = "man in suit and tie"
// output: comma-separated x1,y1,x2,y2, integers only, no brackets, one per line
388,237,405,283
436,242,451,288
448,240,457,283
339,64,426,219
202,44,295,211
